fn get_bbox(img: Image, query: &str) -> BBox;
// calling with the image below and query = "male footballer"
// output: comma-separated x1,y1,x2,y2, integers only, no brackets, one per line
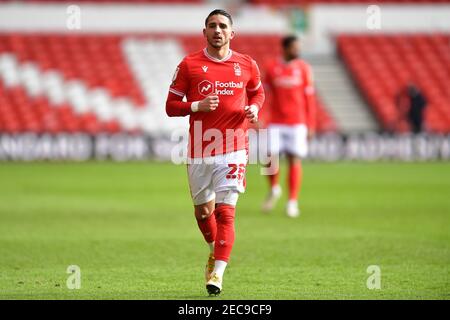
166,9,265,295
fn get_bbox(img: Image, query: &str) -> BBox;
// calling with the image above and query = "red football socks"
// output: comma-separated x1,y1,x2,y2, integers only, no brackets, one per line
268,171,280,188
196,211,217,244
214,205,235,262
288,162,302,200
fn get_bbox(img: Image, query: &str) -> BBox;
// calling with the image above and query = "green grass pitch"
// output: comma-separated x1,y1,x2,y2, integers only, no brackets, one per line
0,161,449,299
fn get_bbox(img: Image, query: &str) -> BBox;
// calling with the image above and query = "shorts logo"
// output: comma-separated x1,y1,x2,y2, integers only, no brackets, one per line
198,80,214,96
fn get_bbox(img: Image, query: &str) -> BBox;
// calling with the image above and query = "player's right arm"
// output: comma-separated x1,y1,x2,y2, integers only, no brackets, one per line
166,59,219,117
262,61,273,93
303,63,317,138
166,94,219,116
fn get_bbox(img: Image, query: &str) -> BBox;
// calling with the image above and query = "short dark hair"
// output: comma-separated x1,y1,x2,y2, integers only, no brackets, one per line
282,35,298,49
205,9,233,27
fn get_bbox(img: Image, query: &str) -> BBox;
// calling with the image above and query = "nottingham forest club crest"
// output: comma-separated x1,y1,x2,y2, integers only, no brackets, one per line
234,63,241,76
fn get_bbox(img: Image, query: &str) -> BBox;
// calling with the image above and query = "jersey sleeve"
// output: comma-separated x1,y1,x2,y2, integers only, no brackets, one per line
262,61,273,92
303,63,317,132
304,63,315,96
246,59,262,93
166,58,193,117
246,59,265,110
168,59,189,98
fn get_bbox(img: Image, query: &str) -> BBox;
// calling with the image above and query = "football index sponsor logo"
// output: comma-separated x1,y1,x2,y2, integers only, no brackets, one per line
273,76,302,88
198,80,244,96
198,80,214,96
215,81,243,96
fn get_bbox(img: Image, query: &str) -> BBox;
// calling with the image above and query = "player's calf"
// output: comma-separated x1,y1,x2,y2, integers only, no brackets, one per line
195,202,217,244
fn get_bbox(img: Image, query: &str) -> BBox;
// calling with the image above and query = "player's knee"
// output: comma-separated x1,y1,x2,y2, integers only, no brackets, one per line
194,205,213,220
215,203,235,223
215,190,239,207
287,154,301,164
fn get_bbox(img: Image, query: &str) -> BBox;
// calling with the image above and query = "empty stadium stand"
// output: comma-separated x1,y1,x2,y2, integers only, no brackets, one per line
0,0,203,3
337,33,450,133
0,33,337,135
1,0,447,3
251,0,450,4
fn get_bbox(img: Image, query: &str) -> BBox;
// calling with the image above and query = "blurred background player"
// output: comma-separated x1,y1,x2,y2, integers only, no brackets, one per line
165,9,264,295
262,35,316,218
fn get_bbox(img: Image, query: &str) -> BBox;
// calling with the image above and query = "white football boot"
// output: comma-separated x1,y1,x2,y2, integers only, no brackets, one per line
262,185,282,213
286,199,300,218
206,273,223,296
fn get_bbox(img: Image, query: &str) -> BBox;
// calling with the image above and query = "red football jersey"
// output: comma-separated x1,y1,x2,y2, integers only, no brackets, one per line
265,58,316,129
167,48,265,158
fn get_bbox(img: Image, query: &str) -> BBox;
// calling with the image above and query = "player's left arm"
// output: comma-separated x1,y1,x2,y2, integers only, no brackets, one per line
304,63,317,138
245,59,265,123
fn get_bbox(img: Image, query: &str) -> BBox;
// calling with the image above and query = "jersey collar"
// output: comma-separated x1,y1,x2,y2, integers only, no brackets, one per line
203,48,233,63
280,57,299,65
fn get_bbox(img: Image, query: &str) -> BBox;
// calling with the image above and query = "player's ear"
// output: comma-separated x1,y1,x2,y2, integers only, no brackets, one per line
230,30,235,40
203,28,206,38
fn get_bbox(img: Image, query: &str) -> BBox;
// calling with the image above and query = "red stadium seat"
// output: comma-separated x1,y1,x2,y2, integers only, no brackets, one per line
249,0,450,5
0,33,337,134
337,33,450,133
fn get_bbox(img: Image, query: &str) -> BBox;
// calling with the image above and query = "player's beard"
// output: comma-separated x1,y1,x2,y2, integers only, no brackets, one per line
208,36,229,49
286,52,299,61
